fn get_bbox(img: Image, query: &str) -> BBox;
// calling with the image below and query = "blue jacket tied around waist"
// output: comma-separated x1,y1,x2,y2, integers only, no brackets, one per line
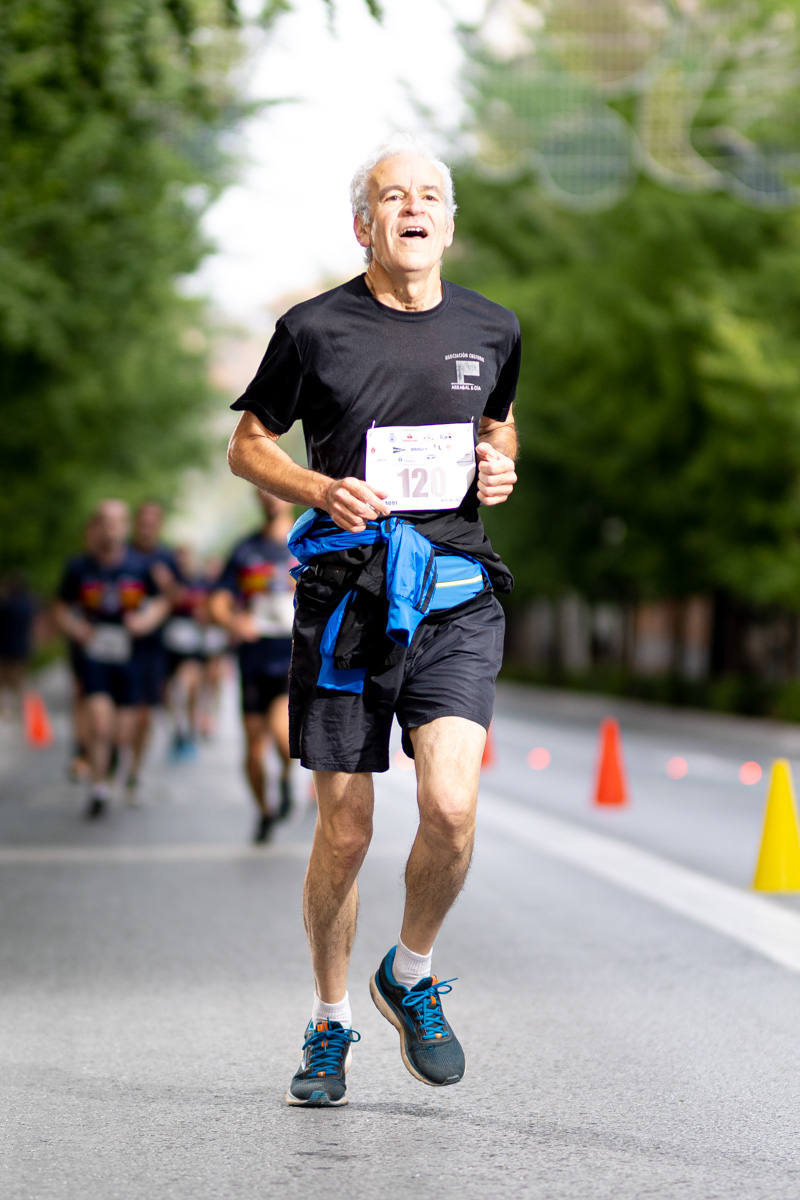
288,509,487,693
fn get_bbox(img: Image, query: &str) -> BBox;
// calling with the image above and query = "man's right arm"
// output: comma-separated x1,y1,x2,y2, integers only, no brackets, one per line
227,411,390,534
52,599,91,645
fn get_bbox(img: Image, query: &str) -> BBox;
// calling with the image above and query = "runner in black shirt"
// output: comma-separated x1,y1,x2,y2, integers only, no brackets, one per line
227,135,520,1106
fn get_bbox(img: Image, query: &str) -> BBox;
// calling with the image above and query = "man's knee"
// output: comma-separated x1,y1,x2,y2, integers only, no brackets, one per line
316,807,373,873
313,775,374,876
418,787,477,857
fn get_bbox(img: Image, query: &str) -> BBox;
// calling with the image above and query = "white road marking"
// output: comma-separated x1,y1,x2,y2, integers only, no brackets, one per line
0,842,310,864
477,788,800,974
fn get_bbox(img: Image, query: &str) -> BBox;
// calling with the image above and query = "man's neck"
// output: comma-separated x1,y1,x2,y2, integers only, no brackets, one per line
95,544,125,568
364,263,443,312
263,517,292,542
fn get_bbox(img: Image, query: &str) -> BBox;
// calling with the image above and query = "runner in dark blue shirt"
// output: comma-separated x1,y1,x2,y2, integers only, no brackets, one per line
209,490,296,843
128,501,181,798
54,499,169,819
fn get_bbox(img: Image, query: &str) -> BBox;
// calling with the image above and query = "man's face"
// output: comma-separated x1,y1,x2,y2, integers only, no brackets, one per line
134,503,163,550
354,152,454,276
257,490,292,522
95,501,130,552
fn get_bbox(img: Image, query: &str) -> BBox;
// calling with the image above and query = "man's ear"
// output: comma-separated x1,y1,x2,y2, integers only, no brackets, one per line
354,212,371,249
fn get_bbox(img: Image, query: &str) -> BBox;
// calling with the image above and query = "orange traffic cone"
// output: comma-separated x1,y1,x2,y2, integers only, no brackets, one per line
481,724,496,770
24,690,53,748
593,717,628,806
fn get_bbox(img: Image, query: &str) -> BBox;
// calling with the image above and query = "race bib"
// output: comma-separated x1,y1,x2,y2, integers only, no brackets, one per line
203,625,229,656
85,623,131,664
365,422,476,511
251,591,295,637
163,617,203,655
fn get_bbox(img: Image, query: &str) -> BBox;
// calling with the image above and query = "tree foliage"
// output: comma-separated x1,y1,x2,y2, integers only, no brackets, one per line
449,2,800,614
0,0,379,591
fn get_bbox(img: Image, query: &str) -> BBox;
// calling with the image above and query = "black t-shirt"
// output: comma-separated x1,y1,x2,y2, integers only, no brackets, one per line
231,275,521,589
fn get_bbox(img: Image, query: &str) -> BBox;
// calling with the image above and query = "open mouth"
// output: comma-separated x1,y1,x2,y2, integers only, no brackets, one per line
400,227,427,239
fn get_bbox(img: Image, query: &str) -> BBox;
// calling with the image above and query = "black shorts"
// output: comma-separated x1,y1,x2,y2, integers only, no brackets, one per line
238,638,291,715
132,643,168,706
289,577,505,773
74,655,140,707
166,649,206,677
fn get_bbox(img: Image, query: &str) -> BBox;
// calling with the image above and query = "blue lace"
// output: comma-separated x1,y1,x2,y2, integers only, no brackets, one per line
401,977,457,1039
303,1024,361,1075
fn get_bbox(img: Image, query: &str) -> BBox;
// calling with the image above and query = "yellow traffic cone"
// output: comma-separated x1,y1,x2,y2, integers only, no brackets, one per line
752,759,800,891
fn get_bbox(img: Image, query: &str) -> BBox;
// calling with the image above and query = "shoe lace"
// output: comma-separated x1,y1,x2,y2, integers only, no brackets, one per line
401,977,457,1039
303,1024,361,1076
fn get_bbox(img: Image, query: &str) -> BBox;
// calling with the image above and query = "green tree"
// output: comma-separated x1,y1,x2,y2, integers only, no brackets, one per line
448,2,800,628
0,0,379,591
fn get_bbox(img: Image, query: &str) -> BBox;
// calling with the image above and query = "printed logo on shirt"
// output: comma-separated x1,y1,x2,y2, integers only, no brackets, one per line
239,562,277,594
444,351,484,392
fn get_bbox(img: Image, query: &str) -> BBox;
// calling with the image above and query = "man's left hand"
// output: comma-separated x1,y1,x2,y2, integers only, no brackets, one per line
475,442,517,506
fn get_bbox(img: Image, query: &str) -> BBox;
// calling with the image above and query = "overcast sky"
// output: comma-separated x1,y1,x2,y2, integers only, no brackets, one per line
189,0,489,331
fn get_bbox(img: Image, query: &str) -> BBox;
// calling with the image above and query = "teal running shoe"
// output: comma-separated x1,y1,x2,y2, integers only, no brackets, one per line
370,946,465,1086
285,1019,360,1107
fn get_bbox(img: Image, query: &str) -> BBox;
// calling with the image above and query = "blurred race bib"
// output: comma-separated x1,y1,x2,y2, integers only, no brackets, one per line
163,617,203,655
365,422,476,511
203,625,229,656
86,623,131,664
251,591,294,637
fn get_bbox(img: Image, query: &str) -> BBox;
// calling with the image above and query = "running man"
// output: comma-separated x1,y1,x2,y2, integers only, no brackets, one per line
227,135,520,1105
209,490,296,844
54,499,169,818
128,501,180,796
162,545,211,760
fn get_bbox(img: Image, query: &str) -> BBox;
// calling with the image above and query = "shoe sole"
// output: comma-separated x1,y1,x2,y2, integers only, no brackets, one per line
369,972,461,1088
284,1089,348,1107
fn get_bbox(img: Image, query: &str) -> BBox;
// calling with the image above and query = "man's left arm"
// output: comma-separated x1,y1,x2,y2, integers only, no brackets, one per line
476,405,517,507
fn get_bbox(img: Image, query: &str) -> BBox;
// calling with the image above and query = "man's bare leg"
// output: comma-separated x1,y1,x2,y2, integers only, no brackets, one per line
267,694,293,817
304,770,374,1003
401,716,486,954
242,713,270,815
369,716,485,1088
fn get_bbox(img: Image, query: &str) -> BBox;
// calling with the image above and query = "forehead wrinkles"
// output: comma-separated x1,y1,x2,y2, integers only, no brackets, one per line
369,155,445,200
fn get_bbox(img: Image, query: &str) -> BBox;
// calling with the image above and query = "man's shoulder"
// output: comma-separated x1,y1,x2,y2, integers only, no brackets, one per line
281,276,365,333
62,552,90,578
444,280,520,334
121,547,152,574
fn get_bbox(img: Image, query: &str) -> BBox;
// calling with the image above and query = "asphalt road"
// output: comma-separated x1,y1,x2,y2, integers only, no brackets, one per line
2,670,800,1199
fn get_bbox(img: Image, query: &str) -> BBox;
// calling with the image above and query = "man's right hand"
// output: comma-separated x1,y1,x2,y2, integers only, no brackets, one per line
230,612,262,644
73,619,94,646
323,477,391,533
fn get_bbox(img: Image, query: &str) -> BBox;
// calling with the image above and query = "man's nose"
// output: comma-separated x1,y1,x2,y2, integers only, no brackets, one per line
402,188,425,213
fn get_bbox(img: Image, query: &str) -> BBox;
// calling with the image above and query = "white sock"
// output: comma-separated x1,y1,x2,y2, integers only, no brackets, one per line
391,936,433,988
311,990,351,1028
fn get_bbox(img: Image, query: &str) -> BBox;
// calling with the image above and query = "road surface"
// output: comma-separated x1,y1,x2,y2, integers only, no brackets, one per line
1,670,799,1199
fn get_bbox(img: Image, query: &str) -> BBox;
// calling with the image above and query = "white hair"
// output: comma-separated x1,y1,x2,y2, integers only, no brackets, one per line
350,133,457,262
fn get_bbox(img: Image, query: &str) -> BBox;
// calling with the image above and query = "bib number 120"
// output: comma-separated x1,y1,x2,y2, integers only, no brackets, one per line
398,466,447,500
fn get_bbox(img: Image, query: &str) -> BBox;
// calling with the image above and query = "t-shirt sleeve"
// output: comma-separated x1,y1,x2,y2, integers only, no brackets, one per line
230,319,304,434
482,321,521,422
57,560,80,604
